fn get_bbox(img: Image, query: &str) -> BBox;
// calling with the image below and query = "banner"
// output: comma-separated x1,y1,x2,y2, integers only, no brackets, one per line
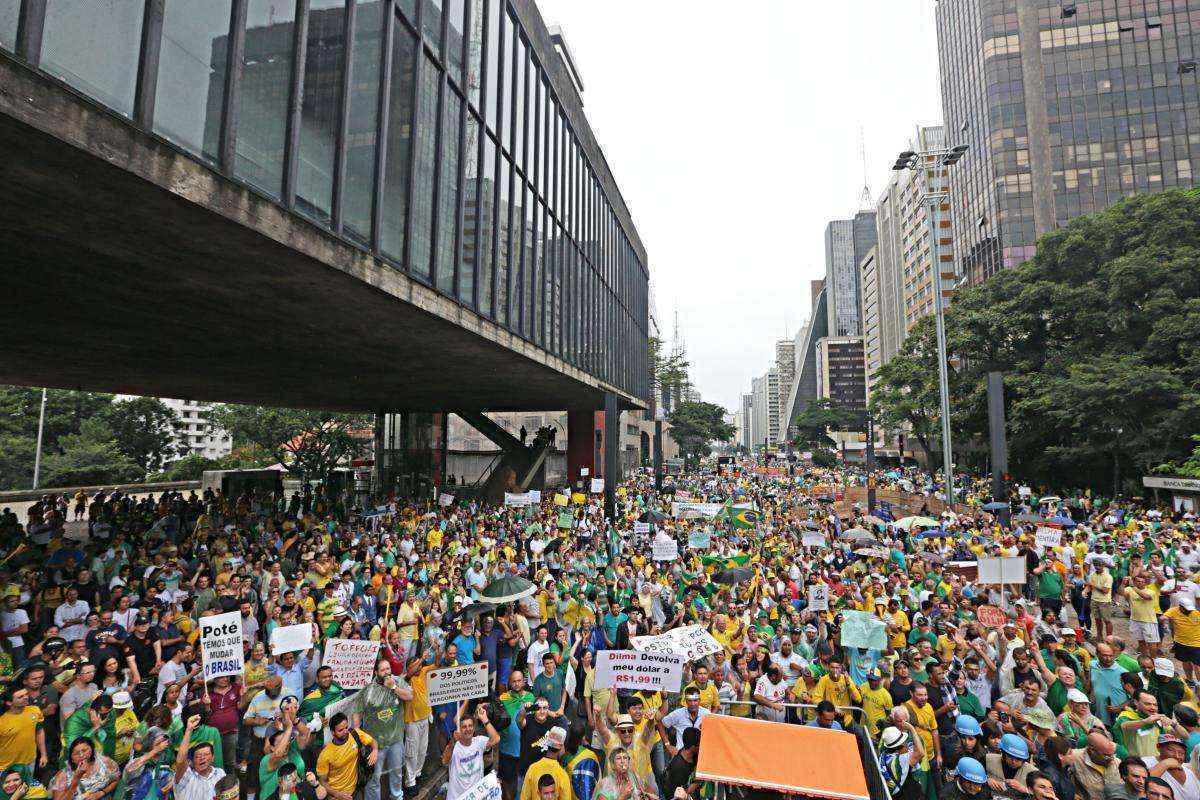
200,611,244,680
807,584,829,612
631,625,723,661
528,490,541,504
554,494,569,507
504,492,534,507
438,493,455,507
633,521,651,535
671,502,723,519
652,538,679,561
976,556,1027,586
1035,527,1062,549
839,610,888,650
271,623,314,655
322,639,381,689
572,492,586,505
801,532,826,548
594,650,684,692
976,605,1007,628
688,530,711,549
427,662,489,706
590,478,605,494
458,774,501,800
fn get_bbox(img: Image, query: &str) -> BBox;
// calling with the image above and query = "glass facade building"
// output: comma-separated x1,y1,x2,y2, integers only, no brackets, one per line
823,212,877,338
937,0,1200,286
1,0,649,403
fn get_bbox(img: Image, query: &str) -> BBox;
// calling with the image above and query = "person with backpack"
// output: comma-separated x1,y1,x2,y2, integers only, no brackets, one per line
879,721,926,800
316,714,376,800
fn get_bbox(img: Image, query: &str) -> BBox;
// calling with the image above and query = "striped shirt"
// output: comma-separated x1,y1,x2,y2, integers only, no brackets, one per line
174,765,226,800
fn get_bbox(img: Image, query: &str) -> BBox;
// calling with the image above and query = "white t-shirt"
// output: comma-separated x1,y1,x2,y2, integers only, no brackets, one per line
1142,757,1200,800
1,608,29,647
446,736,489,800
527,639,551,674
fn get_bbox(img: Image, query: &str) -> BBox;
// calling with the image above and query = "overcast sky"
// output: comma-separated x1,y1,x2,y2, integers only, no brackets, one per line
535,0,943,412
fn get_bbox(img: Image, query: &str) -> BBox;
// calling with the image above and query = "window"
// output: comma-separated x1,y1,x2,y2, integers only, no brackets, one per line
234,0,298,199
40,0,144,117
446,0,465,82
483,0,499,131
459,115,480,305
424,0,443,57
479,135,497,315
153,1,232,165
380,26,417,261
342,0,385,244
296,0,347,225
0,0,16,52
408,56,439,280
436,90,462,292
464,0,483,107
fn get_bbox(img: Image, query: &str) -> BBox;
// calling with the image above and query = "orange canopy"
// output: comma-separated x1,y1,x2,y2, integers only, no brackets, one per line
695,715,870,800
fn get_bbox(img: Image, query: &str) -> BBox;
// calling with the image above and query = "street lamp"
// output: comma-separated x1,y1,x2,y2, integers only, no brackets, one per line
893,143,969,506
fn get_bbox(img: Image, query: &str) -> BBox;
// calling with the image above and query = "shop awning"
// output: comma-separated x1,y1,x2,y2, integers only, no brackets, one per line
695,715,870,800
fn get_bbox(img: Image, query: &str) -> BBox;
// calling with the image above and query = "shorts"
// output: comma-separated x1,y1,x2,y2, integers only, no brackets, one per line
499,754,520,782
1175,642,1200,665
1092,601,1114,621
1130,620,1161,643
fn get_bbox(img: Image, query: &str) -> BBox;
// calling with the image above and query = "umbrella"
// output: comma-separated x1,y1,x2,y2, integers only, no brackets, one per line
480,576,536,604
915,551,947,565
452,601,493,622
1039,496,1062,505
839,527,872,540
816,495,836,504
853,547,889,559
1046,515,1077,528
893,516,940,530
1013,513,1044,523
862,515,888,527
983,501,1009,511
640,509,668,524
713,567,755,585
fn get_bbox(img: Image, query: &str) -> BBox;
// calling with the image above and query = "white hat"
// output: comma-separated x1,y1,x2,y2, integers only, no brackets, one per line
1067,688,1090,704
1154,658,1176,678
880,726,910,750
112,691,133,710
1181,597,1196,612
1059,627,1076,637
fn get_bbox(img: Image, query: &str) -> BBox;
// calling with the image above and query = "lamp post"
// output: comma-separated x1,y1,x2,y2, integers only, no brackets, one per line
32,388,47,490
893,143,968,507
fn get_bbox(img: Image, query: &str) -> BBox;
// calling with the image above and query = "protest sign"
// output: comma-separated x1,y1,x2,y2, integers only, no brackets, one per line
427,662,489,706
528,490,541,504
504,492,533,507
839,610,888,650
590,478,605,494
200,611,244,680
321,692,358,744
458,774,501,800
438,493,455,507
976,605,1007,628
976,556,1027,586
651,538,679,561
671,502,723,518
553,493,568,507
807,584,829,612
1018,486,1032,497
271,622,313,655
580,468,589,477
557,512,573,530
631,625,723,661
633,521,651,535
594,650,684,692
322,638,381,689
688,530,711,549
801,531,826,548
571,492,586,505
1035,527,1062,549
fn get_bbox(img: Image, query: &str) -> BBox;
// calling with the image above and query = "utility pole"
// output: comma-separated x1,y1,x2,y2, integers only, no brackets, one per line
32,388,47,490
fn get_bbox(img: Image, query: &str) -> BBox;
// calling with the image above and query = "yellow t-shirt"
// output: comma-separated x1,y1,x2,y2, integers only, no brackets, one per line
888,611,910,650
406,666,433,723
858,684,893,735
1125,586,1160,623
1166,607,1200,647
1090,572,1114,603
905,700,937,769
683,681,720,713
0,705,43,769
317,730,376,795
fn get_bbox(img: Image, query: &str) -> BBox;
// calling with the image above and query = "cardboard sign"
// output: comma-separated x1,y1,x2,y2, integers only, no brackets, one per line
633,521,651,535
458,774,501,800
321,692,359,744
270,623,314,655
581,468,590,477
688,530,711,549
439,493,455,507
630,625,723,661
807,584,829,612
594,650,684,692
322,638,382,689
557,511,574,530
590,478,605,494
1035,527,1062,549
802,532,826,548
976,605,1007,628
528,490,541,504
652,538,679,561
554,494,569,507
200,611,244,680
976,556,1027,586
839,610,888,650
427,662,489,706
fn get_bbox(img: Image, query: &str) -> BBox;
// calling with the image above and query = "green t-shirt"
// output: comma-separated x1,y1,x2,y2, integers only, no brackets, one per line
259,741,306,800
353,679,409,746
1038,569,1064,599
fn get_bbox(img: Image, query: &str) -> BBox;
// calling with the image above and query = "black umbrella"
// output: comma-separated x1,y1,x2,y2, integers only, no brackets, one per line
1013,513,1044,523
713,567,755,585
452,601,493,622
983,501,1009,511
640,509,668,524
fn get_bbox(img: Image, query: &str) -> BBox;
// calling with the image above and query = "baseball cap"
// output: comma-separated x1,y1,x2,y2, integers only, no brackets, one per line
1059,627,1076,637
615,714,635,730
1023,706,1056,730
1158,734,1185,748
867,668,883,681
1067,689,1090,704
1181,597,1196,611
1154,658,1176,678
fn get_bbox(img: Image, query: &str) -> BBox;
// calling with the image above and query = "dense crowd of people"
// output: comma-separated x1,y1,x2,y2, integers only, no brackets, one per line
0,458,1196,800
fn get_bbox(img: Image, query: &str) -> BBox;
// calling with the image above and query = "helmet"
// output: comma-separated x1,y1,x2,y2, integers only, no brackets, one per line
955,715,982,737
880,726,910,750
999,733,1030,760
956,757,987,785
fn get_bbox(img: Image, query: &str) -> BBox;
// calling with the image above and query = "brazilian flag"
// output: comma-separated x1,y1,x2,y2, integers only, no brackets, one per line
721,503,762,530
701,554,751,569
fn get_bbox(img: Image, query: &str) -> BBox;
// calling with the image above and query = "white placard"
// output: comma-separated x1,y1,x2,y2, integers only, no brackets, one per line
590,478,605,494
528,490,541,504
633,521,651,535
200,611,244,680
630,625,724,662
594,650,685,692
802,532,826,548
976,556,1027,586
671,502,724,518
504,492,533,507
427,662,490,705
807,584,829,612
581,468,590,477
1035,527,1062,549
458,774,502,800
652,538,679,561
322,638,382,689
271,622,314,655
1018,486,1032,498
321,692,359,744
439,493,455,507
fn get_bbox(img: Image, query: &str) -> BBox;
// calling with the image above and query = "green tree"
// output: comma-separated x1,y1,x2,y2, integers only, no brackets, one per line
100,397,179,474
0,387,115,489
210,405,370,481
41,418,141,488
668,401,735,464
791,399,859,451
868,317,943,467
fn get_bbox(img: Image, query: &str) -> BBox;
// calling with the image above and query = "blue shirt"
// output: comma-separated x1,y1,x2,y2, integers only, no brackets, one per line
270,656,311,700
451,633,478,664
602,612,627,645
1090,662,1128,725
807,719,844,730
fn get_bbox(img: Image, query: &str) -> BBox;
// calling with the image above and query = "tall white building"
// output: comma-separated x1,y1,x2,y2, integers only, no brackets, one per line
751,368,781,450
160,399,232,461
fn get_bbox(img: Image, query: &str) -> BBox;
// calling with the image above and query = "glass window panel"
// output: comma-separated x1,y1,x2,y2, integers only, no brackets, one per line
497,11,509,149
512,31,524,169
436,90,461,292
153,1,231,165
445,0,465,83
409,55,438,279
521,184,534,336
397,0,415,24
479,135,497,315
526,54,536,174
341,0,385,245
483,0,498,131
508,167,523,328
1,0,19,52
458,115,480,305
424,0,442,57
495,155,510,324
380,26,417,260
296,0,347,225
41,0,144,117
234,0,297,199
465,0,483,108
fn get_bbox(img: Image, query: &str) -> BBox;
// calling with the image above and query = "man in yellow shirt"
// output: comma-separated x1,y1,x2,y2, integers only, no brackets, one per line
0,688,45,772
812,660,862,726
1165,596,1200,684
903,684,939,775
1089,563,1115,639
1124,572,1161,657
857,668,893,736
317,713,377,799
682,665,721,713
404,657,435,792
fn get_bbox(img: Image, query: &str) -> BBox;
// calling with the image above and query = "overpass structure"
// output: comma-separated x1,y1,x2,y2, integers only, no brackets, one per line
0,0,650,508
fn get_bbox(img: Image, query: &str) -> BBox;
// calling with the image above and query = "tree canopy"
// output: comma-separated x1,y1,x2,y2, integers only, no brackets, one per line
870,189,1200,491
210,405,371,480
100,396,178,474
668,401,735,464
790,399,860,452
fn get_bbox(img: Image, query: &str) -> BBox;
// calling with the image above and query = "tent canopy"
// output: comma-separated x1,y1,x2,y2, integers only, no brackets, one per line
695,715,870,800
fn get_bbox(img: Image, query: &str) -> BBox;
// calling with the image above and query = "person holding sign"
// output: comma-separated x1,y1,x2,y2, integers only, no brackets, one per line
442,704,500,800
316,713,377,800
352,658,413,800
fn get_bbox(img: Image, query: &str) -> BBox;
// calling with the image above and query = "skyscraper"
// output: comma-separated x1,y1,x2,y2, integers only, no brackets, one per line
824,212,878,337
936,0,1200,286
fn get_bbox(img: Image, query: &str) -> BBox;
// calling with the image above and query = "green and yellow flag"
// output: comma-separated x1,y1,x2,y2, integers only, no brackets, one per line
721,503,762,530
701,554,751,569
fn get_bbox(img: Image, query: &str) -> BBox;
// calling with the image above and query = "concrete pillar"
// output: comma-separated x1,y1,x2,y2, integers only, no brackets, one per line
566,410,595,489
372,411,385,502
603,393,619,521
653,420,664,492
